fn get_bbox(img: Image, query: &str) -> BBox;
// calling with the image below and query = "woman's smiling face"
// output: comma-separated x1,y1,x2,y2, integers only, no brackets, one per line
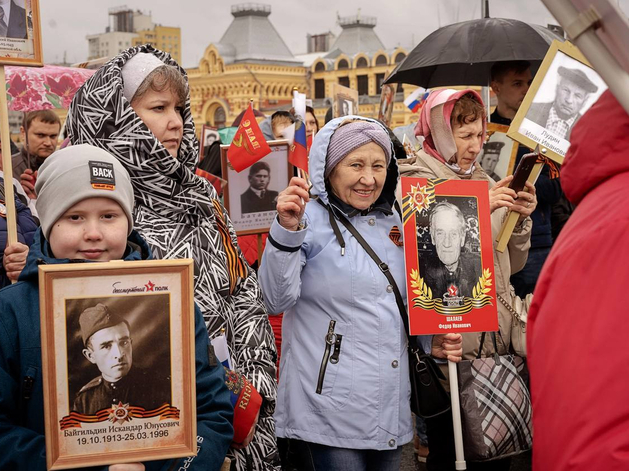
328,142,387,210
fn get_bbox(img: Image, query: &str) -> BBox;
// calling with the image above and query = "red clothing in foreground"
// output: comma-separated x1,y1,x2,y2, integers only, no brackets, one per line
528,90,629,471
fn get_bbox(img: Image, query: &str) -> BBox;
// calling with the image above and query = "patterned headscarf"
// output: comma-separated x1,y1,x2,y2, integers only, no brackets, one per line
66,44,280,471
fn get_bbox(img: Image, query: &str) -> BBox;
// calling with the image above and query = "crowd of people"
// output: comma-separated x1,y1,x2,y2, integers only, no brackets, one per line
0,42,618,471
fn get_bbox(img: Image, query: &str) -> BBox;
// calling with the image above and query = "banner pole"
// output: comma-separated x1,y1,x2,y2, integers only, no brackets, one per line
0,65,18,249
449,359,467,470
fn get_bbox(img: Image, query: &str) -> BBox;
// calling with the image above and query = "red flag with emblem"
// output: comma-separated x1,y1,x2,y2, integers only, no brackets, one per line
227,105,271,172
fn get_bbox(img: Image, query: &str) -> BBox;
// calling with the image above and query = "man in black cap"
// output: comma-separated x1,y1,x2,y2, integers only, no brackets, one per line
479,141,505,181
526,66,599,140
73,303,170,415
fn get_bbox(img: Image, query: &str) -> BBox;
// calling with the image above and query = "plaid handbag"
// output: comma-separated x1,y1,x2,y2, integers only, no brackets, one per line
457,332,532,461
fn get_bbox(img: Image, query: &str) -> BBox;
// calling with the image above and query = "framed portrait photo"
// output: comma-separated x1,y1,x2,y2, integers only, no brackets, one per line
478,123,518,181
0,0,43,66
39,259,197,470
332,82,359,118
221,140,293,235
377,83,396,128
199,124,219,161
401,177,498,336
508,40,607,164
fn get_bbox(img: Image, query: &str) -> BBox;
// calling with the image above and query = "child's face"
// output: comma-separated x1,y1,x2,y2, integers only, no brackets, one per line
48,197,128,262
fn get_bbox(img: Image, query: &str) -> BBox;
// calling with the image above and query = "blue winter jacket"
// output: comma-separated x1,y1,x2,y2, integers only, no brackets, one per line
259,116,430,450
0,229,234,470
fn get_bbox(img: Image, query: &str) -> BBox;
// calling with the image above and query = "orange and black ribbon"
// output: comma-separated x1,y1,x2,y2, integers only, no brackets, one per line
59,404,180,430
536,155,561,179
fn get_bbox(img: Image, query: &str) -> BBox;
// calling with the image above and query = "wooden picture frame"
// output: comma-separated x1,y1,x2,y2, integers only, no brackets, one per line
199,125,219,161
221,140,293,235
401,178,498,335
0,0,43,66
332,82,359,118
39,259,197,470
478,123,519,181
507,40,606,164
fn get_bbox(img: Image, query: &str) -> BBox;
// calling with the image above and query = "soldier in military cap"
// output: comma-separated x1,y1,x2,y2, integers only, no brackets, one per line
527,66,599,140
479,141,505,181
73,303,170,415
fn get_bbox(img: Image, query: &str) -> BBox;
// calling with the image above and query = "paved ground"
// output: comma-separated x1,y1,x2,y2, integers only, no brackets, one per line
400,442,532,470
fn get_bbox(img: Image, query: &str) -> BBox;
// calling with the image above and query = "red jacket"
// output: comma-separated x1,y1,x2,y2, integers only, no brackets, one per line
528,90,629,471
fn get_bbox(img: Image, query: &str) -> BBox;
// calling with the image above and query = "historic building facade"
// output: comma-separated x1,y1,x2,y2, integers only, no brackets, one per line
187,3,419,135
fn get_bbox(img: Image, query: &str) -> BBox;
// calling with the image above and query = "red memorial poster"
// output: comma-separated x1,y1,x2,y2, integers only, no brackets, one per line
401,177,498,335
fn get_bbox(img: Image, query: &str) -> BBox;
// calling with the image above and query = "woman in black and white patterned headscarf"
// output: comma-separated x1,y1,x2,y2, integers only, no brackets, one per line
66,44,280,471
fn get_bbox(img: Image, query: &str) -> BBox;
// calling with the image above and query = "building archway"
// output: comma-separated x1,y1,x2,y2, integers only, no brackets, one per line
203,100,230,128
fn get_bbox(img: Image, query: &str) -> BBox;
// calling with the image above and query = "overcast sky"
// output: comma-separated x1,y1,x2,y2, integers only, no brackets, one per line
41,0,629,69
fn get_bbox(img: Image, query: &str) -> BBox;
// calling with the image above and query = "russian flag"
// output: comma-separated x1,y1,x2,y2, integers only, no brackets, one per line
288,120,308,173
404,87,430,113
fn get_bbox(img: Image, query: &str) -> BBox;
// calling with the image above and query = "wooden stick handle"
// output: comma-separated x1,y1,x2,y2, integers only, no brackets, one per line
0,65,18,247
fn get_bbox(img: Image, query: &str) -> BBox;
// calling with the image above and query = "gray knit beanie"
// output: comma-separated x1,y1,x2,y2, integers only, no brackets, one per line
35,145,135,239
325,121,392,178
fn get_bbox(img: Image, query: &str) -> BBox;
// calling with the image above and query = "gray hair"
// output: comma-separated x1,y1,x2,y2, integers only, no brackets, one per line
429,202,466,235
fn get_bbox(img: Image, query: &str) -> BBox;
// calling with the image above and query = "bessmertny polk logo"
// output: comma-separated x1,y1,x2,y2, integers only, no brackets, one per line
111,281,169,294
443,284,464,307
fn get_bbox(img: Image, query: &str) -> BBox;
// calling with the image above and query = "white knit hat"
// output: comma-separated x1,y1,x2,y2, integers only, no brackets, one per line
121,52,165,102
35,145,135,238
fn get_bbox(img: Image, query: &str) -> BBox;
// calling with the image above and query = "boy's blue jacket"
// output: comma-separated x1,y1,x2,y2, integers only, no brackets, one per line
0,229,234,470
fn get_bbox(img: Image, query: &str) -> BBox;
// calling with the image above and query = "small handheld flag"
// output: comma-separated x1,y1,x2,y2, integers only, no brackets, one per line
404,87,430,113
227,104,271,172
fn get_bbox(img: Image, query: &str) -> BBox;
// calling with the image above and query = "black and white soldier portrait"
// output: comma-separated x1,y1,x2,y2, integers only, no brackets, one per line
66,295,171,415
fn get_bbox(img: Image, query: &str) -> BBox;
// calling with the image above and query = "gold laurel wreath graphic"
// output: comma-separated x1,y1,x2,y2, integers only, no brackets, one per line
409,267,494,314
472,268,493,300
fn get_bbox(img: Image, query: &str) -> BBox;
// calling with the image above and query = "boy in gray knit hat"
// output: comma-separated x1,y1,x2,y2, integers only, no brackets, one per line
0,144,235,470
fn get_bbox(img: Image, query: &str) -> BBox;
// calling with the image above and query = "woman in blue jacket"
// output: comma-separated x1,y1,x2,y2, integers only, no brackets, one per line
258,118,462,471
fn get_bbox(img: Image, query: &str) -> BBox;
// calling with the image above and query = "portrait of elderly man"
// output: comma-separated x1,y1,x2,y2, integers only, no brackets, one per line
240,161,279,214
72,303,170,415
420,202,481,304
526,66,599,140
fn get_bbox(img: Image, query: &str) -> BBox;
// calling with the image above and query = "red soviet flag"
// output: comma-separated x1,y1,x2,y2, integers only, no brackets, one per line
227,105,271,172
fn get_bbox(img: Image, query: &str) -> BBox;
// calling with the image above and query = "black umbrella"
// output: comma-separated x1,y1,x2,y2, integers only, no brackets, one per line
386,18,563,87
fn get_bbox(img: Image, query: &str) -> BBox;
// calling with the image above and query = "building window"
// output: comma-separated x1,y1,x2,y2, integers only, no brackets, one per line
394,52,406,63
314,79,325,99
338,76,350,88
376,73,385,94
337,59,349,70
213,106,226,129
357,75,368,96
314,61,325,72
375,55,388,66
356,57,368,68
